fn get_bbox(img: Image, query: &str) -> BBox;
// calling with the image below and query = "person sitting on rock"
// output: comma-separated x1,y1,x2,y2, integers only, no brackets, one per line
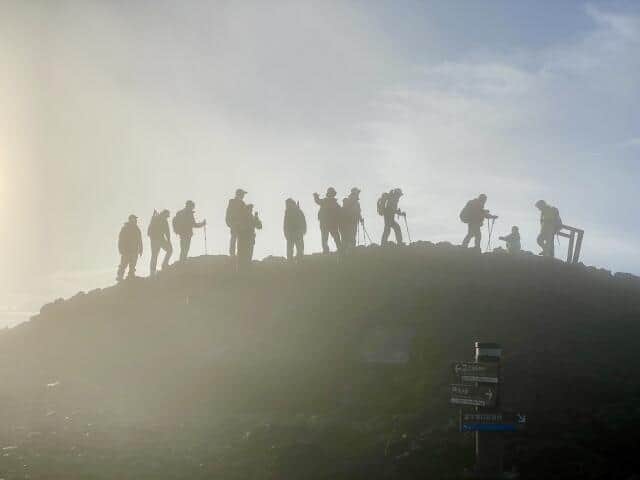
499,226,521,254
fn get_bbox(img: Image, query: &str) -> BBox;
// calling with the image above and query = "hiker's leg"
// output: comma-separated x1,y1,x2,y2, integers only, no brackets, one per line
382,217,392,245
286,237,294,261
162,241,172,269
150,241,160,275
472,225,482,251
321,225,330,253
331,227,342,251
229,231,237,256
128,255,138,278
117,255,127,281
296,237,304,259
392,220,403,244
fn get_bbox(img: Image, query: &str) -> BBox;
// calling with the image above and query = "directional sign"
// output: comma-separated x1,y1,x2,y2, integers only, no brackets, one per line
453,362,499,384
460,412,527,432
450,383,497,407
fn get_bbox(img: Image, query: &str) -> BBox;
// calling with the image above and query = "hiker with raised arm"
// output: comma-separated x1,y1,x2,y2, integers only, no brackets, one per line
535,200,562,257
173,200,206,262
460,194,498,252
341,187,364,250
148,209,172,275
117,214,143,282
284,198,306,261
380,188,405,246
313,187,342,254
226,189,247,256
237,203,262,268
499,226,521,254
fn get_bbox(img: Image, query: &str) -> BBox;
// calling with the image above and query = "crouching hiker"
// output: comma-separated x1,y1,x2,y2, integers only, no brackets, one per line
117,214,143,282
237,204,262,269
499,226,521,254
284,198,306,261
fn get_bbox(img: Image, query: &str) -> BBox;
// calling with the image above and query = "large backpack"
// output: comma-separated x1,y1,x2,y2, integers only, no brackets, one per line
459,200,473,224
377,193,388,216
172,209,189,235
548,206,563,233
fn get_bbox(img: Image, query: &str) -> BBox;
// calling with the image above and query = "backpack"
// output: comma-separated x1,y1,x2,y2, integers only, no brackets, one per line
172,209,189,235
377,193,388,216
549,206,563,232
459,200,473,224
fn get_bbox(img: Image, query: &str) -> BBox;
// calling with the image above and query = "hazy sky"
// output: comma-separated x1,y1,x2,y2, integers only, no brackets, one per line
1,0,639,327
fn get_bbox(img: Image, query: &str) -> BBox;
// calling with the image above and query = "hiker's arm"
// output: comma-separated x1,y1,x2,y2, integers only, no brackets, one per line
313,194,322,206
195,219,206,228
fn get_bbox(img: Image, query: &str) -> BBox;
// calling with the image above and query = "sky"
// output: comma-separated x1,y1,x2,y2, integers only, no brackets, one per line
1,0,639,327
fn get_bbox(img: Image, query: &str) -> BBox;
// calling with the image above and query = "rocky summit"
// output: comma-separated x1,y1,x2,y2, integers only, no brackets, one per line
1,244,640,479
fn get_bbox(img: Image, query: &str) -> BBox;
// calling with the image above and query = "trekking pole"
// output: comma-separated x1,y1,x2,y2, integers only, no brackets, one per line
204,224,208,255
402,214,412,244
362,223,373,245
486,218,495,252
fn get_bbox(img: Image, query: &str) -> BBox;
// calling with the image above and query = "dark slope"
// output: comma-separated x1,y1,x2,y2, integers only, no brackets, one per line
1,244,640,479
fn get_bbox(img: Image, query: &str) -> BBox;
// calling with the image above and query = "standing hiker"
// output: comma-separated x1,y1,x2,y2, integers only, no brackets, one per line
379,188,405,246
535,200,562,257
341,187,364,250
499,226,521,254
313,187,342,253
237,204,262,268
173,200,206,262
148,209,173,275
460,194,498,252
283,198,306,261
117,214,143,282
226,188,247,256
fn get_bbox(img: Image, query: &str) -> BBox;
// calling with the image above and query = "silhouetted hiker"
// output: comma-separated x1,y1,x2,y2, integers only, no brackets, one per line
379,188,405,245
313,187,342,253
237,204,262,268
535,200,562,257
148,209,173,275
499,226,521,254
460,194,498,252
284,198,306,261
226,188,247,256
173,200,206,261
117,214,143,282
341,187,364,250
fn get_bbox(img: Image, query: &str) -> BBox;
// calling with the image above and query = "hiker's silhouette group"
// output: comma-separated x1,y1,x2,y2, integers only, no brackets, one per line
117,188,564,281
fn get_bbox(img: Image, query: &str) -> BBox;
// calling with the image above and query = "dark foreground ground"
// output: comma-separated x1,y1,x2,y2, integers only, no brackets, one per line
2,243,640,479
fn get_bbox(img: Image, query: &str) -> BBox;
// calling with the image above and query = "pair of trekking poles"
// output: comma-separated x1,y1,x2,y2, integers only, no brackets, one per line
356,213,412,246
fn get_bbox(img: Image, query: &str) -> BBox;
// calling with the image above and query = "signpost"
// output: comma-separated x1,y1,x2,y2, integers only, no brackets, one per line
450,342,525,478
461,411,527,432
450,383,497,408
453,361,500,384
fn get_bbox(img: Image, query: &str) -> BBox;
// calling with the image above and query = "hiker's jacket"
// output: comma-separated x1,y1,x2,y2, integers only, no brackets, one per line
119,223,143,256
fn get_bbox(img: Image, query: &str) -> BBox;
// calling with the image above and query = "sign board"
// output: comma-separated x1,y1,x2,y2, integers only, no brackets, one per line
453,361,499,384
450,383,497,407
460,412,527,432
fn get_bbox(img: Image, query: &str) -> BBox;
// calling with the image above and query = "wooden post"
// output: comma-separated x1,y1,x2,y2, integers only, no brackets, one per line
566,230,575,264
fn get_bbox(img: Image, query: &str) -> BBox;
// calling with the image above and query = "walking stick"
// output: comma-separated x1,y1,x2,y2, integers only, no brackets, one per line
402,214,412,244
485,218,495,252
362,223,373,245
204,224,208,255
